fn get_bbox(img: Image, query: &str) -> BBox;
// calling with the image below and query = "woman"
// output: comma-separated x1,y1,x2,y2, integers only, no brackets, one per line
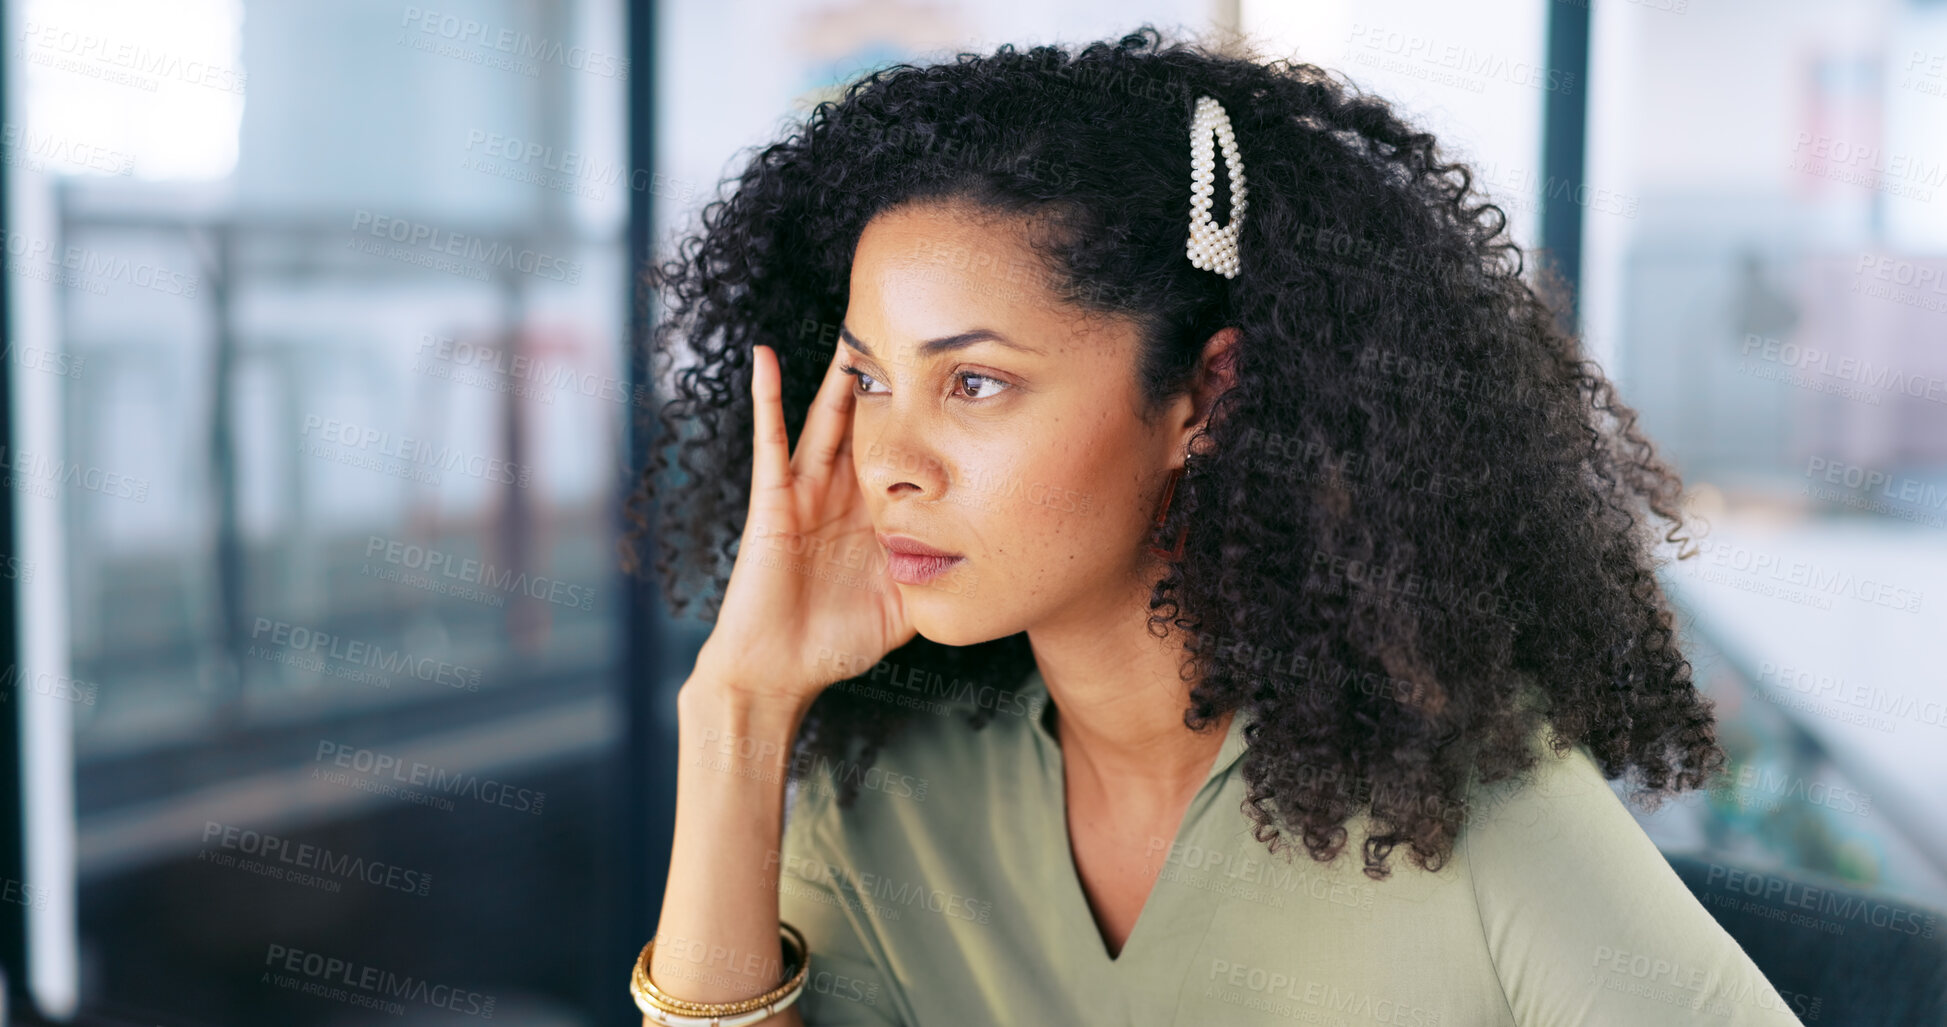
621,26,1806,1027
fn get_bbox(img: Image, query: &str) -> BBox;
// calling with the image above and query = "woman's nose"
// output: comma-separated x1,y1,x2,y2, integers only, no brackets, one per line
855,426,951,500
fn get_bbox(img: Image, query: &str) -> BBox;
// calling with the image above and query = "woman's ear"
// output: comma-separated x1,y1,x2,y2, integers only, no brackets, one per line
1181,326,1241,461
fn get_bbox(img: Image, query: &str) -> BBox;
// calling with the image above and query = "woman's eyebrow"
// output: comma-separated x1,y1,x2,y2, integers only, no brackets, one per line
839,322,1041,360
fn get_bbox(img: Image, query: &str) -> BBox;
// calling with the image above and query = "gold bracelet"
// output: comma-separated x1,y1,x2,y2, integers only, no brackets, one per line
631,923,807,1017
630,922,809,1018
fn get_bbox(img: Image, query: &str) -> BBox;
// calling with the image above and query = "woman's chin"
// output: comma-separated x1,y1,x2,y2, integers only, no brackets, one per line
905,606,975,648
902,590,1004,648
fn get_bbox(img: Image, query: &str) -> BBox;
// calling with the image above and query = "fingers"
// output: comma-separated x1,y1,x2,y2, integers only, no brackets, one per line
789,341,859,484
749,344,791,495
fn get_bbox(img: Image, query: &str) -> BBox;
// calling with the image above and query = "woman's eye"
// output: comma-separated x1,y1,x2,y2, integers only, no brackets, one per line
840,364,886,395
955,372,1010,400
841,364,1011,401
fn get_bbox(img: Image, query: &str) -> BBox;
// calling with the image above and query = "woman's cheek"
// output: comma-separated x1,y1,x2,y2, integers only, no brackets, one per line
1013,468,1112,556
1023,479,1095,526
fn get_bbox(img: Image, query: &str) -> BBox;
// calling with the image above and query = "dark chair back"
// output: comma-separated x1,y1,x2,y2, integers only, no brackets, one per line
1665,850,1947,1026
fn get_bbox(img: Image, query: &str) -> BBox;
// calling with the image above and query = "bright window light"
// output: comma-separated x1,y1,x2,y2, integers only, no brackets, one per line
18,0,245,180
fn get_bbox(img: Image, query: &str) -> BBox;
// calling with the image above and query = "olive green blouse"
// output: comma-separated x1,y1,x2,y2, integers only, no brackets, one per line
778,665,1805,1026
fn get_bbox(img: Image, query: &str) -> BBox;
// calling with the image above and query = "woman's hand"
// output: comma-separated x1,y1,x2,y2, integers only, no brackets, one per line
653,349,853,1025
687,342,918,713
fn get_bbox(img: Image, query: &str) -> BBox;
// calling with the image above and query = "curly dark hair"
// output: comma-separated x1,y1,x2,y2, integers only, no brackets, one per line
621,25,1726,880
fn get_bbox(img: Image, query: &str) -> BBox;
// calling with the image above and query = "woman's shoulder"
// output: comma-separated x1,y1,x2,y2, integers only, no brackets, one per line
1456,722,1804,1024
1457,718,1688,890
1459,719,1623,853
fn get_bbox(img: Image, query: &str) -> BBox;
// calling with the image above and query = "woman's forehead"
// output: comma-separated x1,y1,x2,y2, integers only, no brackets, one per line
848,206,1135,360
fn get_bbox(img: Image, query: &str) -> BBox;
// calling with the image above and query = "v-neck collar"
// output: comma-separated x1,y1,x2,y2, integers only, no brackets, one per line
1021,663,1254,792
1017,662,1254,970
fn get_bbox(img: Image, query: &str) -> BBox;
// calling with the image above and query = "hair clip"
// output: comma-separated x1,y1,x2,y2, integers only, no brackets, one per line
1186,95,1247,278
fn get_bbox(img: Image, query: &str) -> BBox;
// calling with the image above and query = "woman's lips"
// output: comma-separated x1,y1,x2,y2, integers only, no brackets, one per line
885,552,965,585
877,533,965,585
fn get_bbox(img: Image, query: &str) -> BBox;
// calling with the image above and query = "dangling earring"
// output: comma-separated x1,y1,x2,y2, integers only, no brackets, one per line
1147,466,1189,561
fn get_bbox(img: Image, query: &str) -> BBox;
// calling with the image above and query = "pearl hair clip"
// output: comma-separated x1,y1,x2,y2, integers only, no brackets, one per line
1186,94,1247,279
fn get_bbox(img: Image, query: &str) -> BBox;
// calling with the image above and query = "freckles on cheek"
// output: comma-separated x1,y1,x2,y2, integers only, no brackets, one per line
961,413,1122,568
957,466,1084,567
1014,467,1109,563
990,501,1078,600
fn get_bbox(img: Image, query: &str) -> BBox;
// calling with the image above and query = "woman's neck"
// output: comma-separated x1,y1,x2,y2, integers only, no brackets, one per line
1029,610,1233,819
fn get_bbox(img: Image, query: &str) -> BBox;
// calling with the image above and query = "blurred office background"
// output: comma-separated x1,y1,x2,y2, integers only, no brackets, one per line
0,0,1942,1024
